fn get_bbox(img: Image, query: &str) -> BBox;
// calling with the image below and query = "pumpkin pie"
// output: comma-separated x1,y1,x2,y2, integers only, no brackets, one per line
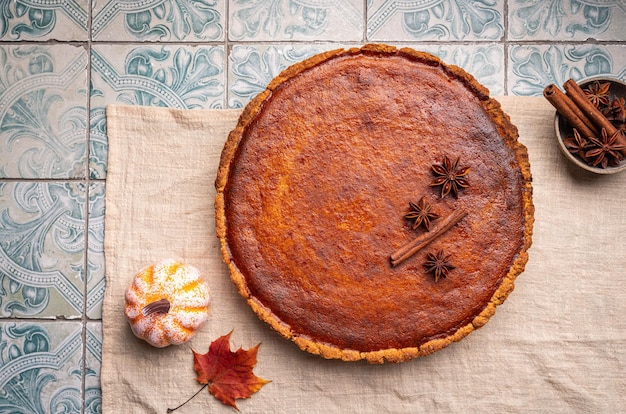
215,44,533,363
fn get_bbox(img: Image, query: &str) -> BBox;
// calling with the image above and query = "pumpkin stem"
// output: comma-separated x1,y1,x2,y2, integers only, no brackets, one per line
142,298,171,316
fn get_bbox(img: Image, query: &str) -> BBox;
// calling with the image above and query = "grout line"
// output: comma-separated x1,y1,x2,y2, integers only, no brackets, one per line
224,0,230,109
363,0,368,43
3,39,626,47
80,5,94,413
0,316,101,324
0,178,102,182
503,0,509,96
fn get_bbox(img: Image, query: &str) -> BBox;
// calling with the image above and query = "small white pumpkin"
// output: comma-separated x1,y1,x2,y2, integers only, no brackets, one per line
125,259,210,348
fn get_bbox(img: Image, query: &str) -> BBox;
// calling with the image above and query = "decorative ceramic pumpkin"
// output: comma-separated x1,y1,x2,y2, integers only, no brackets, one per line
125,259,211,348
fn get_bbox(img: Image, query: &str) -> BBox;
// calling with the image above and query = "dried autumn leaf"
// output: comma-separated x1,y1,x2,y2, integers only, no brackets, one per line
193,331,270,410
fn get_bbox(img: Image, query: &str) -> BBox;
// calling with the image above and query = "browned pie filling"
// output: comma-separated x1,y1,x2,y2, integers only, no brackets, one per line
215,44,533,363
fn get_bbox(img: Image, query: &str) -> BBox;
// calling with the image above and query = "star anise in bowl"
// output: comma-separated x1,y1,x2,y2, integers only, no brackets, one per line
585,128,625,168
583,80,611,108
563,129,590,162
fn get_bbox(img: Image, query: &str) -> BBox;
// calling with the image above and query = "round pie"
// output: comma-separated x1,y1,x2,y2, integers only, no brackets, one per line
215,44,533,363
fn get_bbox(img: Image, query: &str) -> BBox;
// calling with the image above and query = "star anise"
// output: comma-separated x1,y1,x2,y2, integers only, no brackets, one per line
585,128,625,168
602,97,626,123
563,128,591,162
583,80,611,108
423,250,455,282
430,155,470,198
405,197,440,231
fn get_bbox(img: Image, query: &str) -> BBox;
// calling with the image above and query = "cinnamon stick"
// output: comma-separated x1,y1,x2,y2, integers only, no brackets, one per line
543,84,598,139
563,79,626,156
390,209,467,267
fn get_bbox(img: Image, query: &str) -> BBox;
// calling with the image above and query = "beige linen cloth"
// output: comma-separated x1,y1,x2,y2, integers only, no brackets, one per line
103,98,625,414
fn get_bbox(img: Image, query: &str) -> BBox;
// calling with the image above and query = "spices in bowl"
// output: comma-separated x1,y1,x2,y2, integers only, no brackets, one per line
544,77,626,174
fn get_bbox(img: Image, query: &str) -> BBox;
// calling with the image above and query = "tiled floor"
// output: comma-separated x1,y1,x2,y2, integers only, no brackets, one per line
0,0,624,412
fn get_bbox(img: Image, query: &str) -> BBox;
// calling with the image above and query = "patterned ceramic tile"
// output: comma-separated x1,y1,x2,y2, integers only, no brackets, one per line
0,0,89,41
367,0,504,41
89,44,225,177
92,0,225,41
228,43,350,108
509,44,626,96
229,0,364,41
84,322,103,413
0,181,87,318
0,321,84,412
91,44,225,110
87,182,105,320
89,105,109,181
509,0,626,41
0,44,89,179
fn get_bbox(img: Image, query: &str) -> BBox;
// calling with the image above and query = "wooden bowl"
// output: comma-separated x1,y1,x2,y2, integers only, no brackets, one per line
554,76,626,175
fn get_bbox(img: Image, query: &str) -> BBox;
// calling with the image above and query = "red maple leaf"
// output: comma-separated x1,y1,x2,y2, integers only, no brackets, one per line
193,331,270,410
168,332,269,413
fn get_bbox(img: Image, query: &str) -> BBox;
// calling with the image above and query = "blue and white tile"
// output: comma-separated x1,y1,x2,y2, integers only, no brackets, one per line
84,322,103,413
0,0,89,41
509,44,626,96
87,182,105,320
0,45,89,179
509,0,626,41
89,105,109,181
92,0,225,41
89,44,225,177
91,44,225,110
229,0,363,41
0,181,87,318
228,43,350,108
0,321,84,412
367,0,504,41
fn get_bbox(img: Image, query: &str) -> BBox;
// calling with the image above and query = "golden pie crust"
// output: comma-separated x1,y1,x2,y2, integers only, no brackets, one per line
215,44,533,363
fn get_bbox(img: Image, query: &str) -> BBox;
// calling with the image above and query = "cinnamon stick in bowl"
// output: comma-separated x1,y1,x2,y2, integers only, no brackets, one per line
543,84,598,139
